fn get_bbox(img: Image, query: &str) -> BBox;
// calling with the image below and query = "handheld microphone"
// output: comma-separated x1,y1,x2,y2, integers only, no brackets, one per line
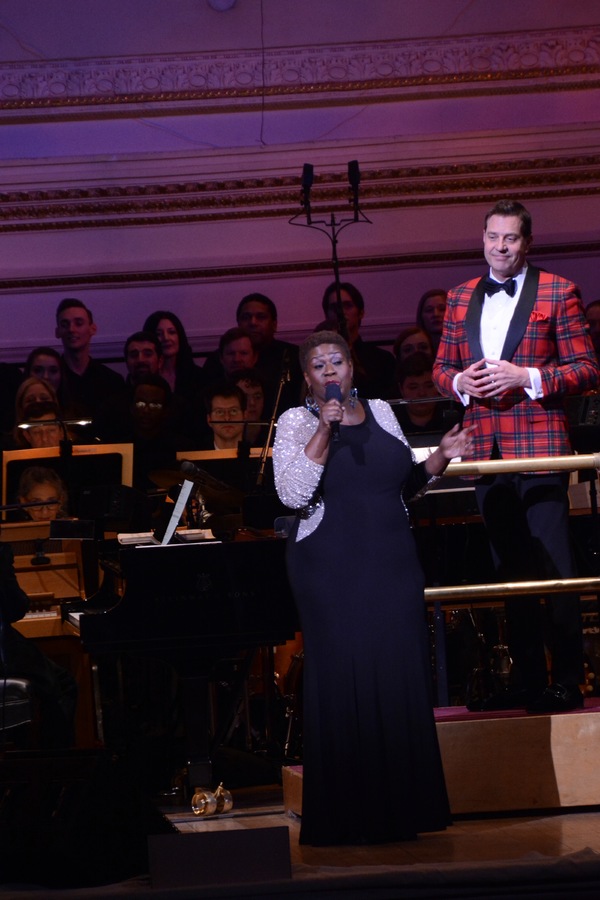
325,382,342,442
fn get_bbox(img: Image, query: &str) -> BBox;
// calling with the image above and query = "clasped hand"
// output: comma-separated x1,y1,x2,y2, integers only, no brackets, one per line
458,358,529,398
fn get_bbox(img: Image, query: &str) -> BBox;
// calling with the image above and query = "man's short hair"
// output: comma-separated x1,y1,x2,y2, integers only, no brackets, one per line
233,367,266,391
124,331,162,357
133,374,170,393
132,374,172,400
56,297,94,324
204,381,247,413
321,281,365,317
236,293,278,323
484,200,532,239
218,327,257,356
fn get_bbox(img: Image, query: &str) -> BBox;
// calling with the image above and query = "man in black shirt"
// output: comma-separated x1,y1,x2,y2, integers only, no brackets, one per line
321,281,396,399
55,298,124,418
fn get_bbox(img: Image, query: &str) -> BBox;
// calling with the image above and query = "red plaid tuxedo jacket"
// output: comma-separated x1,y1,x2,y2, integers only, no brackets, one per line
432,265,600,461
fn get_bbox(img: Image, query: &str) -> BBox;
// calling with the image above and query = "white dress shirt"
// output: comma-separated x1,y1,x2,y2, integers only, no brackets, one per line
453,264,542,404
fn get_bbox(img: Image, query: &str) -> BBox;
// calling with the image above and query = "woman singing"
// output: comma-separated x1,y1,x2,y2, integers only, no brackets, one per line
273,331,474,846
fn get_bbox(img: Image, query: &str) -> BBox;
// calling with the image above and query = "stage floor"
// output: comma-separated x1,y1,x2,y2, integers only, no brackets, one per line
5,703,600,897
5,785,600,898
147,789,600,898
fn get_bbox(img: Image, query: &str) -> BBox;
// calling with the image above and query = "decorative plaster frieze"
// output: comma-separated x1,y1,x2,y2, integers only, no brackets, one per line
2,153,600,232
0,27,598,110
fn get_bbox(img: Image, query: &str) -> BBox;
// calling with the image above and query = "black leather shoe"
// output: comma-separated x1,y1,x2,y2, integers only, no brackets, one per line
471,689,530,712
526,683,584,714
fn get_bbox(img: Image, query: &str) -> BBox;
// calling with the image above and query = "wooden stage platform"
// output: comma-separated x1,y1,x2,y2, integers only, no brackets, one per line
283,697,600,818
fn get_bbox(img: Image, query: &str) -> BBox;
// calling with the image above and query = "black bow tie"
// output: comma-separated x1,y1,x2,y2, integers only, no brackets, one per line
482,277,517,298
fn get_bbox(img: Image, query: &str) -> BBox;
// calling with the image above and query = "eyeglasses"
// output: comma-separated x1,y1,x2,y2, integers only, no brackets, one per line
210,407,242,420
134,401,164,410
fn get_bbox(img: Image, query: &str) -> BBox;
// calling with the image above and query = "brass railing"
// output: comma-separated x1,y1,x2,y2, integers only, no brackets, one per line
420,451,600,704
425,576,600,603
445,452,600,478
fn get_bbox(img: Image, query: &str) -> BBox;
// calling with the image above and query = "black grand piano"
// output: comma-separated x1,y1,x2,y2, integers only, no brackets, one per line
65,537,297,788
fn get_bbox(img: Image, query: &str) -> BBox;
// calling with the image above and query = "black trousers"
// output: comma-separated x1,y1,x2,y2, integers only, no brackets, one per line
475,470,583,692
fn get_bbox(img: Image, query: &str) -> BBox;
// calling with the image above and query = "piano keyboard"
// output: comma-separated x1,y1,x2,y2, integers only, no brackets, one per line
25,608,60,620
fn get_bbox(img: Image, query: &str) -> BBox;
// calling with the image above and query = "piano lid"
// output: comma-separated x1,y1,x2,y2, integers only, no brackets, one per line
78,538,297,657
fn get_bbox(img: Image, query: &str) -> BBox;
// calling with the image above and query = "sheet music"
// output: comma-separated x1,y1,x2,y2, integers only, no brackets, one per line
117,528,215,546
158,478,194,545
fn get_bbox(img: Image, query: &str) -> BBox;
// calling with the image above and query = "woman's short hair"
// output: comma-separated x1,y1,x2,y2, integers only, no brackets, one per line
17,465,68,516
24,346,62,377
392,327,433,360
15,376,59,421
299,330,351,372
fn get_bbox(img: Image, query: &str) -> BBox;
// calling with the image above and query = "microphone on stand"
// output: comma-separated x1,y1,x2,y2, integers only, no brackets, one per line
180,460,203,479
325,382,342,442
281,348,290,376
348,159,360,221
301,163,314,224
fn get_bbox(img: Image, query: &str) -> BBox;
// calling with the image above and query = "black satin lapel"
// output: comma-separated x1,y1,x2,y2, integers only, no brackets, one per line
500,266,540,361
465,278,486,360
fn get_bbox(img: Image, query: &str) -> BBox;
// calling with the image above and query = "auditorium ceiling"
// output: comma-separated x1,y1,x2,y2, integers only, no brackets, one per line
1,1,600,357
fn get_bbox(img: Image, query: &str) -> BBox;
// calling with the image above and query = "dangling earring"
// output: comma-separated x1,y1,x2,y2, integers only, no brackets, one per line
305,390,319,413
349,386,358,409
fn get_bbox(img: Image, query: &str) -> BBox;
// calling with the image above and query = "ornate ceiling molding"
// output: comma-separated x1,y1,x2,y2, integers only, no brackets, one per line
1,239,599,296
0,26,598,116
2,153,600,232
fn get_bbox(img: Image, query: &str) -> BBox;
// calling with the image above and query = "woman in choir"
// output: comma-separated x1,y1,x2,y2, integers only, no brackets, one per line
143,310,205,397
273,330,474,846
2,381,63,450
143,310,207,441
14,375,58,420
416,288,447,356
24,346,63,395
392,325,434,363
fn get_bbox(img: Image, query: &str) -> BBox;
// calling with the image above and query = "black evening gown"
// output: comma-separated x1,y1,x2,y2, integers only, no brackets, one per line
286,402,451,845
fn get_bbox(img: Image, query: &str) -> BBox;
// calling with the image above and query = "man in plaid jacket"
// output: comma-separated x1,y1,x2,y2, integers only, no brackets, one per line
433,199,600,713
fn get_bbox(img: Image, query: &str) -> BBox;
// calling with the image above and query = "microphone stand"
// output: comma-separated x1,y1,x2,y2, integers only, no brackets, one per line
255,357,290,490
289,159,371,343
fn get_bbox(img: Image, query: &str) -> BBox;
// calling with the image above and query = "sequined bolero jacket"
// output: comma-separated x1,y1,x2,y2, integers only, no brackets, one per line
272,399,437,541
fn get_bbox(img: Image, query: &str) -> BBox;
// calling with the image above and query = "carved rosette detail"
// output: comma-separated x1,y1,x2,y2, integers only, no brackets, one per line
0,28,598,108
